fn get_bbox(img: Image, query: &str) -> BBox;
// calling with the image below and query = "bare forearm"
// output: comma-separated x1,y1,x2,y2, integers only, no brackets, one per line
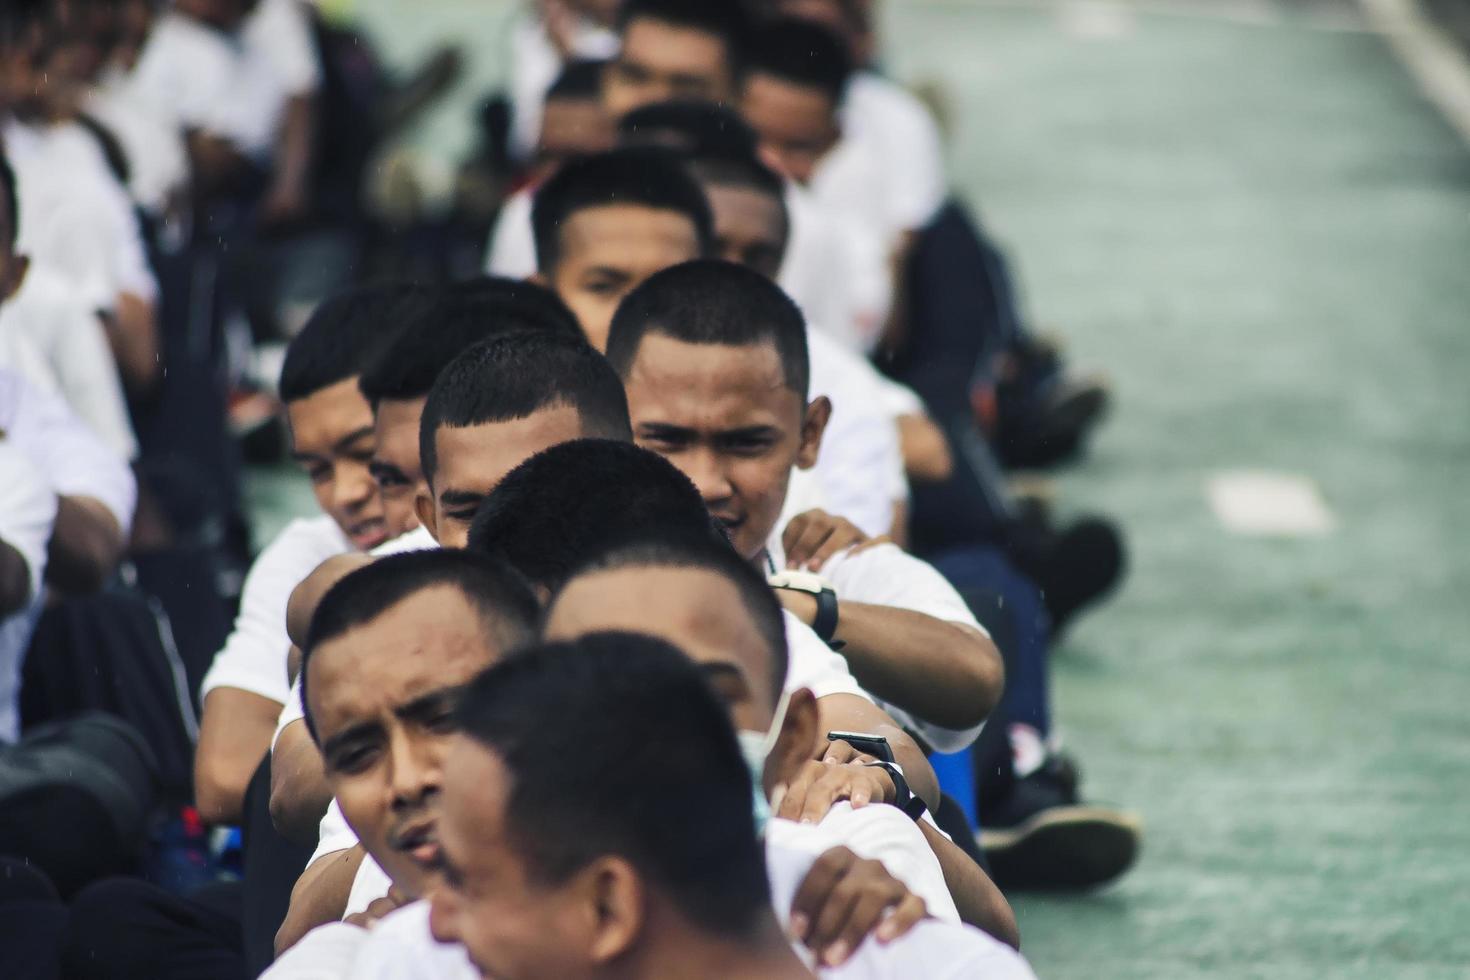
105,296,161,396
816,693,940,812
274,95,316,197
898,413,953,483
276,845,365,956
195,688,282,825
270,721,333,846
920,819,1019,949
46,496,123,594
833,603,1003,729
0,542,32,615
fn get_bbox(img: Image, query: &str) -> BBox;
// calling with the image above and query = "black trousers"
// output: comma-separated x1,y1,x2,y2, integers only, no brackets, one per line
61,878,247,980
0,858,67,980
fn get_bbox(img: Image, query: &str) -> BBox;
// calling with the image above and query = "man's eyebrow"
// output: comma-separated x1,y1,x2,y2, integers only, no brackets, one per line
583,265,632,281
320,720,380,762
717,426,781,440
698,662,751,687
369,459,407,479
637,422,697,437
438,489,485,509
333,426,377,454
395,685,466,725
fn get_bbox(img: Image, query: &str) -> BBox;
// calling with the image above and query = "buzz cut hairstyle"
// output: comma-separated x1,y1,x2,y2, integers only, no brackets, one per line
746,16,853,104
453,633,772,939
617,100,759,160
278,283,427,404
357,279,581,409
560,527,791,701
604,259,810,398
617,0,753,75
547,58,608,101
467,439,727,596
530,146,716,274
299,548,541,745
417,332,633,485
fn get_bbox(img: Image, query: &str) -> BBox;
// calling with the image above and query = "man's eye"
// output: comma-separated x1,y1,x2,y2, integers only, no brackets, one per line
306,466,332,484
445,510,478,523
583,280,621,297
331,747,376,775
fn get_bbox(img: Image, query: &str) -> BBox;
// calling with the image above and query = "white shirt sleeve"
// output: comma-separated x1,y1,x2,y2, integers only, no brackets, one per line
273,679,307,747
843,73,947,233
307,799,361,868
3,371,135,534
201,516,349,705
784,613,870,702
245,0,322,96
350,902,479,979
0,442,59,604
484,189,539,279
258,921,369,979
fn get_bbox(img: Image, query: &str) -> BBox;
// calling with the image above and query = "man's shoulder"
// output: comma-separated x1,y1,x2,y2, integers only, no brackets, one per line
837,918,1038,980
357,902,479,979
262,515,353,565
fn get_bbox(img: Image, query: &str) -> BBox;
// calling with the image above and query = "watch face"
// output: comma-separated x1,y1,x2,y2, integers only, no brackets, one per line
766,569,828,594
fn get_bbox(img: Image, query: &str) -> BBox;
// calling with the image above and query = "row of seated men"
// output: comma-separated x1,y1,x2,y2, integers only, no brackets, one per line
0,0,1140,977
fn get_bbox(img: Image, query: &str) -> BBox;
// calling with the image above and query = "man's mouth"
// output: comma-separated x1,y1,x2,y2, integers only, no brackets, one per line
349,518,389,550
711,512,745,534
390,819,440,866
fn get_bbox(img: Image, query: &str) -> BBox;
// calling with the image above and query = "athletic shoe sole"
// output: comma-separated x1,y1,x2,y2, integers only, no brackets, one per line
980,806,1143,891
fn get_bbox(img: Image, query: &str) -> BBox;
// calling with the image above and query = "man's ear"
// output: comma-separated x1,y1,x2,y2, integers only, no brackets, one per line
766,688,820,798
582,856,644,965
795,396,831,471
1,253,30,303
414,489,440,545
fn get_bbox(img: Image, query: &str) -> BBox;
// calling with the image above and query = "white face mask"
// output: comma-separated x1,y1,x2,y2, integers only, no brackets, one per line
736,688,791,837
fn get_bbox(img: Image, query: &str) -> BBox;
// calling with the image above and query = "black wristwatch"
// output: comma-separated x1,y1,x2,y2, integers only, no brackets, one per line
864,761,928,821
767,569,841,645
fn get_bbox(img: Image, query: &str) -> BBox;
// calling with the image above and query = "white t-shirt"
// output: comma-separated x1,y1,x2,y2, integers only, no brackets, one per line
507,13,619,163
0,264,139,460
483,186,538,279
129,0,316,162
780,183,893,356
268,829,1032,980
0,369,135,741
4,118,159,308
85,74,191,217
767,539,988,754
840,73,946,239
200,515,351,706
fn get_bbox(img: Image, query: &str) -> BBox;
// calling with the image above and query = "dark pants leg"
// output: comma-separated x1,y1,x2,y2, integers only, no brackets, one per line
61,878,246,980
240,756,315,975
0,858,67,980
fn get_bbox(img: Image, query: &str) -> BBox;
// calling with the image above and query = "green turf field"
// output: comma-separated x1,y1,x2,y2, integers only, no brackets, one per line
247,2,1470,975
882,3,1470,976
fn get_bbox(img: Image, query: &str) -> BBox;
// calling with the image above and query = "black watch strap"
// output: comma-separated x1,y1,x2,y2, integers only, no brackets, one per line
811,586,840,645
864,761,927,821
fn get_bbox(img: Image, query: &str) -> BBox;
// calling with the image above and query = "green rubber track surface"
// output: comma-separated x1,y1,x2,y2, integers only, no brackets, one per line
880,2,1470,976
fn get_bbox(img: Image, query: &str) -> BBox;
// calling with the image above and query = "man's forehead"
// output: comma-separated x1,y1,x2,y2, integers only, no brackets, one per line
434,407,585,484
561,205,699,260
287,378,374,450
627,335,793,402
623,17,729,64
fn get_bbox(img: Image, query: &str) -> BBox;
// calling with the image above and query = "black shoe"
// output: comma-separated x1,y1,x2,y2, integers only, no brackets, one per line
996,375,1111,469
979,767,1141,892
1006,516,1127,637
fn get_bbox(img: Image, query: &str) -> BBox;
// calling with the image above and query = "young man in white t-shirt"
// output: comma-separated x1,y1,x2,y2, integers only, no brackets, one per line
192,286,408,827
604,260,1003,749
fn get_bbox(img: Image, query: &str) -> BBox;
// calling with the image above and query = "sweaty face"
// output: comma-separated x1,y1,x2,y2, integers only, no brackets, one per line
603,18,735,120
372,396,427,541
740,74,842,185
545,205,701,350
430,740,597,980
288,378,389,551
421,405,587,549
625,335,824,561
533,97,615,184
704,183,788,280
545,566,777,733
308,587,506,898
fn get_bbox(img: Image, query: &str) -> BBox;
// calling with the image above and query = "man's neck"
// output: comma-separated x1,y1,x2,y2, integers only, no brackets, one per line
622,913,813,980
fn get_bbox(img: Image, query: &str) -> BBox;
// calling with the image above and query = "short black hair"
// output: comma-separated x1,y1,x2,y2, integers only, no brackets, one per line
617,0,751,75
418,332,632,485
279,283,425,403
530,147,715,273
454,632,770,938
605,259,809,397
0,0,48,46
357,279,580,409
300,548,540,745
618,100,758,159
560,528,789,700
0,152,17,249
468,439,725,595
746,17,852,104
547,58,607,101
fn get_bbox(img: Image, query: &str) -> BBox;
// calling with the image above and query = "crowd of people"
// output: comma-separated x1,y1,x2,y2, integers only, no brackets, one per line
0,0,1142,976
